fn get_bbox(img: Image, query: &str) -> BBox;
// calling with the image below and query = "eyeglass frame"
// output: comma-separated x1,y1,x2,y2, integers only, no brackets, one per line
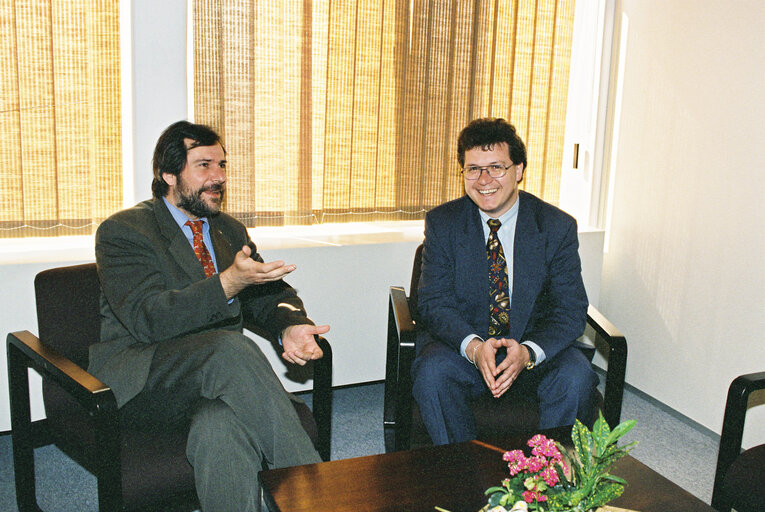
460,163,515,180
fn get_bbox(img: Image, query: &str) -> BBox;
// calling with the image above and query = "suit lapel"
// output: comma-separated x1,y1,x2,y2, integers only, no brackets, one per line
153,198,207,282
456,198,489,316
510,192,545,339
209,219,234,271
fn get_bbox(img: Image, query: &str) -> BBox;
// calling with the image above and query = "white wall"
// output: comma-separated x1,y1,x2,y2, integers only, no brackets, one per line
600,0,765,448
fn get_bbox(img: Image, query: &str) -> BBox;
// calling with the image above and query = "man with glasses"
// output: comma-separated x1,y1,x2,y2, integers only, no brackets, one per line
91,120,329,510
412,117,598,445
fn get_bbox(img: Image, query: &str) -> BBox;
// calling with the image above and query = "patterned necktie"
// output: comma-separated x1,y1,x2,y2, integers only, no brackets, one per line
487,219,510,337
185,220,216,277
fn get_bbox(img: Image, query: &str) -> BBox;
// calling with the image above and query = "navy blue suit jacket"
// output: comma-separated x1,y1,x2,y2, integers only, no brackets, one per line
416,190,588,363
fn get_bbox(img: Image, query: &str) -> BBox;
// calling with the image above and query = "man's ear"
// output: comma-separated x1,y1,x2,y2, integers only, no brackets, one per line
161,172,176,188
515,163,525,183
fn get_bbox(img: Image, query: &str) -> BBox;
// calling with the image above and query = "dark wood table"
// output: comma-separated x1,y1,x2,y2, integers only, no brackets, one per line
260,432,714,512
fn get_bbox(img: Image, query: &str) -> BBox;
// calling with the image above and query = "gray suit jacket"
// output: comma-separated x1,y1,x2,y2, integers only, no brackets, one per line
89,198,312,407
417,191,588,362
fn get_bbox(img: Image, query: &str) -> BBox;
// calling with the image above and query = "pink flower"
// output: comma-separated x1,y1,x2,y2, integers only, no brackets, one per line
529,434,562,460
503,450,527,476
503,449,525,463
525,455,546,473
522,490,547,503
541,465,559,487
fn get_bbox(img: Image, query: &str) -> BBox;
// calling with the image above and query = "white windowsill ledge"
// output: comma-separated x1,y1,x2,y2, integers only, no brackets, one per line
0,221,426,265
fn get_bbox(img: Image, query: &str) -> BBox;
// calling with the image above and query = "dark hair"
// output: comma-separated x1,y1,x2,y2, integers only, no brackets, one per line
151,121,225,198
456,117,527,171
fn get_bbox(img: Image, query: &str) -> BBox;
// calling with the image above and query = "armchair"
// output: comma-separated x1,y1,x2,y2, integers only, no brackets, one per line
711,371,765,512
383,244,627,452
7,262,332,511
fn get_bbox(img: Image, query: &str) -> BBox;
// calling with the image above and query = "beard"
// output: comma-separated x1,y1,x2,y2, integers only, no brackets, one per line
175,177,225,218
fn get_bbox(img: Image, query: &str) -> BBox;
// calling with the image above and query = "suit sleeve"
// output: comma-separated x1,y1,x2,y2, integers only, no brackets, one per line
96,215,240,344
524,217,588,362
416,213,479,352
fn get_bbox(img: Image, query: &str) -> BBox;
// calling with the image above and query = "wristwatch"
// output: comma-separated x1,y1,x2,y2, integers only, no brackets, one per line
524,344,536,370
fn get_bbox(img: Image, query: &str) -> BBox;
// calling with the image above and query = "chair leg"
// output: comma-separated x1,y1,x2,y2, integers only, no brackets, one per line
313,336,332,461
8,342,43,512
94,404,123,511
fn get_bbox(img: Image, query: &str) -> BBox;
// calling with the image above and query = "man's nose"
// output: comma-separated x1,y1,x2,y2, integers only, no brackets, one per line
476,168,494,183
211,165,226,183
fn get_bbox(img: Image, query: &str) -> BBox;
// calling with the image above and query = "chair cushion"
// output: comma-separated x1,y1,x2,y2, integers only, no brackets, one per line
410,387,603,448
722,443,765,512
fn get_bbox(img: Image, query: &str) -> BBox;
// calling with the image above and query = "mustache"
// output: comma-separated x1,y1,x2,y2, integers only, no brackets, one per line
200,183,225,194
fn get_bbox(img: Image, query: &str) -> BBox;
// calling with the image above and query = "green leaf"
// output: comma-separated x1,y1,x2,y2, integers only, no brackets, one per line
571,420,593,471
604,419,636,446
592,411,611,452
582,481,625,509
601,474,627,485
487,492,503,506
553,463,572,490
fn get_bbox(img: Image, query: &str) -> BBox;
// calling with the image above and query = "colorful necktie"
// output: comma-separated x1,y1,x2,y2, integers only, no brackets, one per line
185,220,216,277
487,219,510,337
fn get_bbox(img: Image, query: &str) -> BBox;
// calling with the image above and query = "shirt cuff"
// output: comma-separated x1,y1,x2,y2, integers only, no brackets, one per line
460,334,484,360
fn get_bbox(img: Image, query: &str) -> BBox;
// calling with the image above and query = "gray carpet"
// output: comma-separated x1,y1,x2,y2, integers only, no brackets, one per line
0,380,719,511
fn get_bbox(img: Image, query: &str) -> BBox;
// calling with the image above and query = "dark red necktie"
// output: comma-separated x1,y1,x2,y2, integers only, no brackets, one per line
185,220,216,277
487,219,510,337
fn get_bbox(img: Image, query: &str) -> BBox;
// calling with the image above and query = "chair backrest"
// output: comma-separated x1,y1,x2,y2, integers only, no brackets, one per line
34,263,101,369
408,244,424,322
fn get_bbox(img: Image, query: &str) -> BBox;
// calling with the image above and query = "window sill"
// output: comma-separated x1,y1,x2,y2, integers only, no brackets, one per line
251,221,424,250
0,236,97,265
0,221,426,265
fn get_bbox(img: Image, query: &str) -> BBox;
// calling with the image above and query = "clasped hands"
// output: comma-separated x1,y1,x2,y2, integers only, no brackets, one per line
468,337,531,398
220,245,330,366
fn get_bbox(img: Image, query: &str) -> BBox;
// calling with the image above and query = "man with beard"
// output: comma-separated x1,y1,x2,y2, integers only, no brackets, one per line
91,120,328,511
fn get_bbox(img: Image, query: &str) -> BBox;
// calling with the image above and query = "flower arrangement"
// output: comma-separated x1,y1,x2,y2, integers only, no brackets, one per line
481,412,636,512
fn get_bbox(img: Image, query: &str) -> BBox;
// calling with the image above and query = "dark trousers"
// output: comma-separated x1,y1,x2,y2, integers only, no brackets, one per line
411,342,599,445
119,330,321,512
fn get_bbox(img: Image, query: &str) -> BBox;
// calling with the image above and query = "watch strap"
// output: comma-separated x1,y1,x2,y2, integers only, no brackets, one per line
524,344,536,370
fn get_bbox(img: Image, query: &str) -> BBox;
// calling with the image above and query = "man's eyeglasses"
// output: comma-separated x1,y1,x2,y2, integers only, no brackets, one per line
461,163,514,180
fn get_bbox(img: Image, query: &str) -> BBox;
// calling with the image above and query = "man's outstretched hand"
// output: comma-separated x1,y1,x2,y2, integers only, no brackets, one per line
281,324,330,365
220,245,296,299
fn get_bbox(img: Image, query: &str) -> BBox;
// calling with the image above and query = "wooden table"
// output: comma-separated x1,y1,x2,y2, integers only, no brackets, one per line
260,434,714,512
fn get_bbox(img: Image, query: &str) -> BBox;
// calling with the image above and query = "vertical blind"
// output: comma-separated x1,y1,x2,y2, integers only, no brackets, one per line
0,0,122,238
193,0,575,226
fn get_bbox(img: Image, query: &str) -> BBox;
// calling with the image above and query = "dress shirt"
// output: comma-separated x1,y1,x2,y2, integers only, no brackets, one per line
459,195,546,365
163,197,220,272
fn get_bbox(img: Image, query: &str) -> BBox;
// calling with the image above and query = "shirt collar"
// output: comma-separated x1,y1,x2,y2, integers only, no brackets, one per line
162,196,210,233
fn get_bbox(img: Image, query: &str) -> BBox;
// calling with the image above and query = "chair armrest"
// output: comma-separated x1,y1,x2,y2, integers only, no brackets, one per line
7,330,122,511
384,286,417,452
586,305,628,428
7,330,117,416
712,371,765,509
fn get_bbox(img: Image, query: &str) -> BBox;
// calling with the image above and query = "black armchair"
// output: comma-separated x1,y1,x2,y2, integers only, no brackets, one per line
383,243,627,452
7,262,332,511
711,371,765,512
